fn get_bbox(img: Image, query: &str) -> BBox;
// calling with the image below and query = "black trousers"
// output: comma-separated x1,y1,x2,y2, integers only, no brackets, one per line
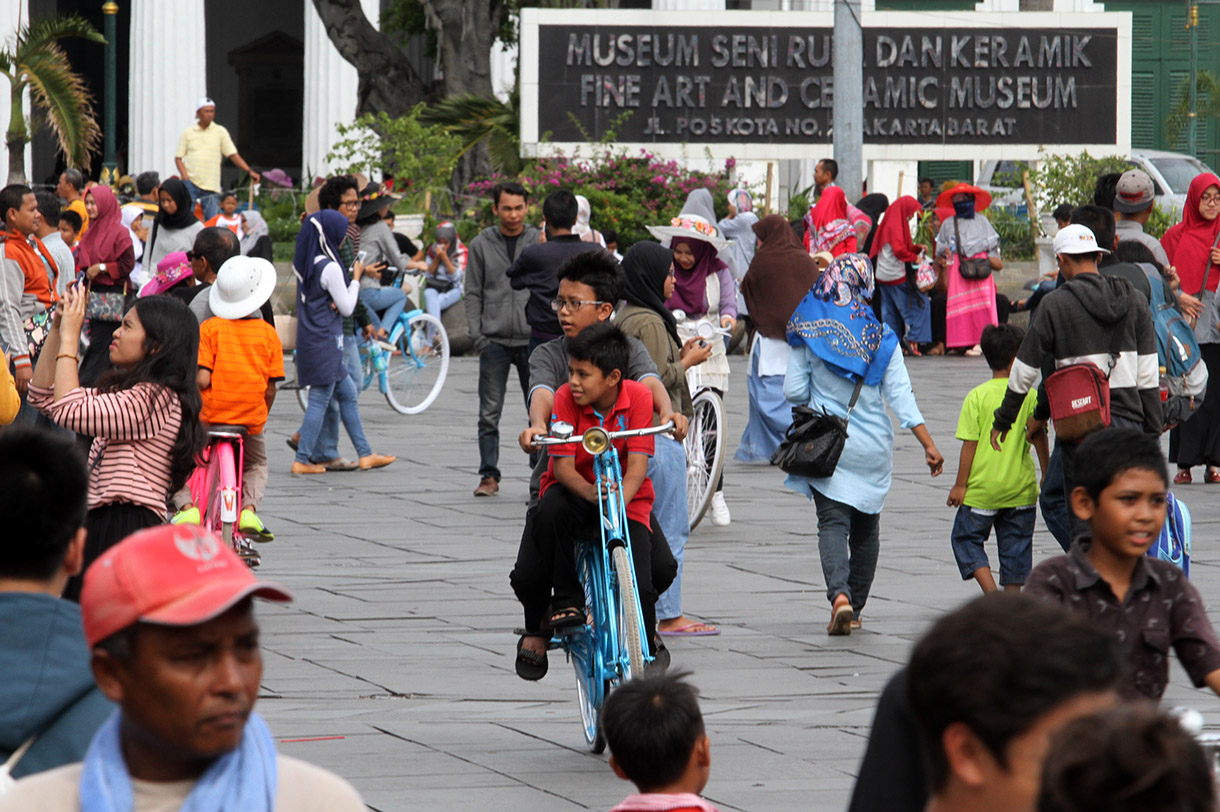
510,486,676,653
65,502,163,602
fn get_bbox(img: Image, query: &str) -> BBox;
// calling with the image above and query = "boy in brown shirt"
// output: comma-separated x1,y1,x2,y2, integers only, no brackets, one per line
1025,427,1220,701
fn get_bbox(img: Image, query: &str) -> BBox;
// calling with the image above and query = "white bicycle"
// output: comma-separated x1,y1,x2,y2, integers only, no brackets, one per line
674,313,729,530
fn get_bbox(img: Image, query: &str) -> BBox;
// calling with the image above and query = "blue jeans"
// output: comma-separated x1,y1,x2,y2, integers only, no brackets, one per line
182,179,220,221
303,337,368,463
877,283,931,343
424,287,462,338
950,506,1035,584
812,491,881,615
477,341,530,480
1039,443,1071,552
296,371,371,464
649,435,690,620
360,287,407,334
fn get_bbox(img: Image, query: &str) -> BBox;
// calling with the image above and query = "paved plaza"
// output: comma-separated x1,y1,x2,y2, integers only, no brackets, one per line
253,353,1220,812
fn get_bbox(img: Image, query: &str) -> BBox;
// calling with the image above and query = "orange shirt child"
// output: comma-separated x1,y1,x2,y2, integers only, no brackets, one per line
197,315,284,433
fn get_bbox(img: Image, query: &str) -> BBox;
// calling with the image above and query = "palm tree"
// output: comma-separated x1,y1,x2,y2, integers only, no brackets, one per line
0,14,105,183
1166,70,1220,152
421,87,523,175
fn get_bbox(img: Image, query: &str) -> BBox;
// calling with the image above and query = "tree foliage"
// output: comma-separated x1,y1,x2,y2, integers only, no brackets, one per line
1026,149,1132,212
326,106,464,206
0,13,104,183
421,88,522,174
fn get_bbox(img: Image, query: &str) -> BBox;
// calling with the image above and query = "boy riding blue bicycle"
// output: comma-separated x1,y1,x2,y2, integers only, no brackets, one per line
512,323,674,680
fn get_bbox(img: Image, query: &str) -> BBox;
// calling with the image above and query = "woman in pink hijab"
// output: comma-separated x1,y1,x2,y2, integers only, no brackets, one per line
76,184,137,385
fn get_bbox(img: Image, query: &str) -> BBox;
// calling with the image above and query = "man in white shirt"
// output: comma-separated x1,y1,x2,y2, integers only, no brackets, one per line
0,524,367,812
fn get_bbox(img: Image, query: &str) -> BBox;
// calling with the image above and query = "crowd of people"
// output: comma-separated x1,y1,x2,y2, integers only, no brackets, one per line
5,92,1220,811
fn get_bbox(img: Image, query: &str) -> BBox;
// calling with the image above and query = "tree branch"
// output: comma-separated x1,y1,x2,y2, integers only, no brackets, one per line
310,0,429,117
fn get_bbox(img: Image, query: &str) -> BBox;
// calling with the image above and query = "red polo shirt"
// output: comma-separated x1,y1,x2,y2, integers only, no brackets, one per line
540,378,655,528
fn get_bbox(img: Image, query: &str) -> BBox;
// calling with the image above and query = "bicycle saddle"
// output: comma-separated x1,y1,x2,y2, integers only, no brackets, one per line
205,424,249,437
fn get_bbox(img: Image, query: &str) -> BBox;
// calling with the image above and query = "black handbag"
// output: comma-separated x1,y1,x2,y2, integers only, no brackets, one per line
953,216,992,280
770,378,865,478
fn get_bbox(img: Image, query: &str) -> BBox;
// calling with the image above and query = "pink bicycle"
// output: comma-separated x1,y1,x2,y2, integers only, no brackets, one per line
187,425,260,567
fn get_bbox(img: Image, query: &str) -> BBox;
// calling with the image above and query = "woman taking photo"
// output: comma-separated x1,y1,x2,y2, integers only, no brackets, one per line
736,214,821,462
617,241,718,637
28,287,204,600
145,178,203,270
870,196,931,356
784,254,944,635
1163,171,1220,484
75,185,136,385
292,210,395,474
356,191,414,336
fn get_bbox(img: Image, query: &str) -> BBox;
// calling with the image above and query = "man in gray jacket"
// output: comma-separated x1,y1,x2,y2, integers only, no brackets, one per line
466,182,539,497
0,428,113,780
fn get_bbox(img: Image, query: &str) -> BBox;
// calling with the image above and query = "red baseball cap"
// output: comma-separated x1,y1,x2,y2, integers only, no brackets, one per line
81,524,293,648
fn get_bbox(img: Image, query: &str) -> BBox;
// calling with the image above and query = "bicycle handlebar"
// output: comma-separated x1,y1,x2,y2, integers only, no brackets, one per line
531,420,675,448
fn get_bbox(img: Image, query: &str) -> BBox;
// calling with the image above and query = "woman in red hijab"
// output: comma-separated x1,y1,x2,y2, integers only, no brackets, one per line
1163,172,1220,483
870,196,929,355
75,184,136,385
804,186,857,257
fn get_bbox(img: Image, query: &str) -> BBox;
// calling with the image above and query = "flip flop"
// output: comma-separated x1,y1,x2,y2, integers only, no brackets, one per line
658,622,721,637
548,606,586,631
321,458,359,472
515,635,548,681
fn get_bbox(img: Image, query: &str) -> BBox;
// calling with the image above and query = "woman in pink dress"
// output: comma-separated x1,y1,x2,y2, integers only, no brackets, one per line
932,183,1003,355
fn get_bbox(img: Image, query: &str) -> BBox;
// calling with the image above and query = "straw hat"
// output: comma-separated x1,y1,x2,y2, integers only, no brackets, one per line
645,214,731,251
935,183,992,212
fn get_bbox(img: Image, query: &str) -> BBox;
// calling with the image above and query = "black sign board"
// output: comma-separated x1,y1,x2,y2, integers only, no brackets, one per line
536,25,1118,145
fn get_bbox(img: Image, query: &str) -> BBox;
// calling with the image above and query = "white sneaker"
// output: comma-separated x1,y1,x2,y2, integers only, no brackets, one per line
710,492,731,526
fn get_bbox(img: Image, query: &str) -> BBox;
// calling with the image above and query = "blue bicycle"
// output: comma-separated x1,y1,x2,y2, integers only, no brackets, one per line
292,270,449,415
532,419,674,752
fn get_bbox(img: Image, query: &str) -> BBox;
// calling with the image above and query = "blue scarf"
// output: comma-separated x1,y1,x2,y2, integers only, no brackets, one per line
786,253,898,386
80,711,278,812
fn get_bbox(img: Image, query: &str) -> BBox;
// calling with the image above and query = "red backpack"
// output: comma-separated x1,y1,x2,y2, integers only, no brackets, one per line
1043,331,1121,441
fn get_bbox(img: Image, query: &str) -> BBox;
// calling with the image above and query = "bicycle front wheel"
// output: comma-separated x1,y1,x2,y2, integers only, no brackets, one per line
573,542,606,753
686,389,726,530
612,545,646,679
384,314,450,414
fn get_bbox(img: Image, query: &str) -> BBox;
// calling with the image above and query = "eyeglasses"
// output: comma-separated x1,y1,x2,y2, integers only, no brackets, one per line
185,250,200,261
550,298,605,313
1201,194,1220,205
340,198,360,209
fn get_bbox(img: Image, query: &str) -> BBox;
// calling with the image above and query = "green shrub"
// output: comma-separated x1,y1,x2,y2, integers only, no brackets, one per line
984,207,1037,261
1027,149,1131,212
463,148,744,250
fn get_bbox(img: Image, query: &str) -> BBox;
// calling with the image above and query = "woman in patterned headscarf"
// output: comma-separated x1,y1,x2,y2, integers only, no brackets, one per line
783,253,944,636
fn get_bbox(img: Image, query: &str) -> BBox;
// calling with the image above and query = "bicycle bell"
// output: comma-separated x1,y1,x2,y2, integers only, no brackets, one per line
695,321,717,340
551,421,574,440
671,309,687,322
582,426,610,455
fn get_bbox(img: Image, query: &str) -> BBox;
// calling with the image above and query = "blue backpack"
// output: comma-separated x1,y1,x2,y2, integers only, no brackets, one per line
1147,491,1191,577
1142,265,1201,378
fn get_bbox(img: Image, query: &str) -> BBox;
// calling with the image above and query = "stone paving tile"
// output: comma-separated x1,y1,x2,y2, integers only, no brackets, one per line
251,354,1220,812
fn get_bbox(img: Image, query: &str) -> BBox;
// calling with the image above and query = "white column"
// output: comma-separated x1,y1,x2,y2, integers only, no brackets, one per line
0,0,32,180
128,0,206,181
302,0,378,183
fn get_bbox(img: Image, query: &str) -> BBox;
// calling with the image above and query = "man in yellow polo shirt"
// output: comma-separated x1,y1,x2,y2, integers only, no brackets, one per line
174,96,260,221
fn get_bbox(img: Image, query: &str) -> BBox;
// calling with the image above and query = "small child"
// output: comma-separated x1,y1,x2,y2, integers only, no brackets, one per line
175,255,283,541
602,671,720,812
1039,705,1216,812
513,322,666,680
205,191,242,235
947,324,1049,593
1026,427,1220,701
58,210,81,251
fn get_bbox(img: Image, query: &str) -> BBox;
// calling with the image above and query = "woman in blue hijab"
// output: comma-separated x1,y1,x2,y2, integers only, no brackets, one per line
783,253,945,635
292,210,395,473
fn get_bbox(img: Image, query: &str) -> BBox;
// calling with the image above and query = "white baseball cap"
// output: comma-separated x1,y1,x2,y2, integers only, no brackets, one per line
1053,223,1110,257
196,96,215,111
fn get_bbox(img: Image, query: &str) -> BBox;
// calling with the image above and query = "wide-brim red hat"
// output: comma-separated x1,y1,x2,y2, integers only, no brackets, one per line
936,183,992,213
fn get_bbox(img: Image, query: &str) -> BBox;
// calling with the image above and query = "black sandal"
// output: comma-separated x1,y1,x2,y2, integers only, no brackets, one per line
548,606,586,631
515,634,548,681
